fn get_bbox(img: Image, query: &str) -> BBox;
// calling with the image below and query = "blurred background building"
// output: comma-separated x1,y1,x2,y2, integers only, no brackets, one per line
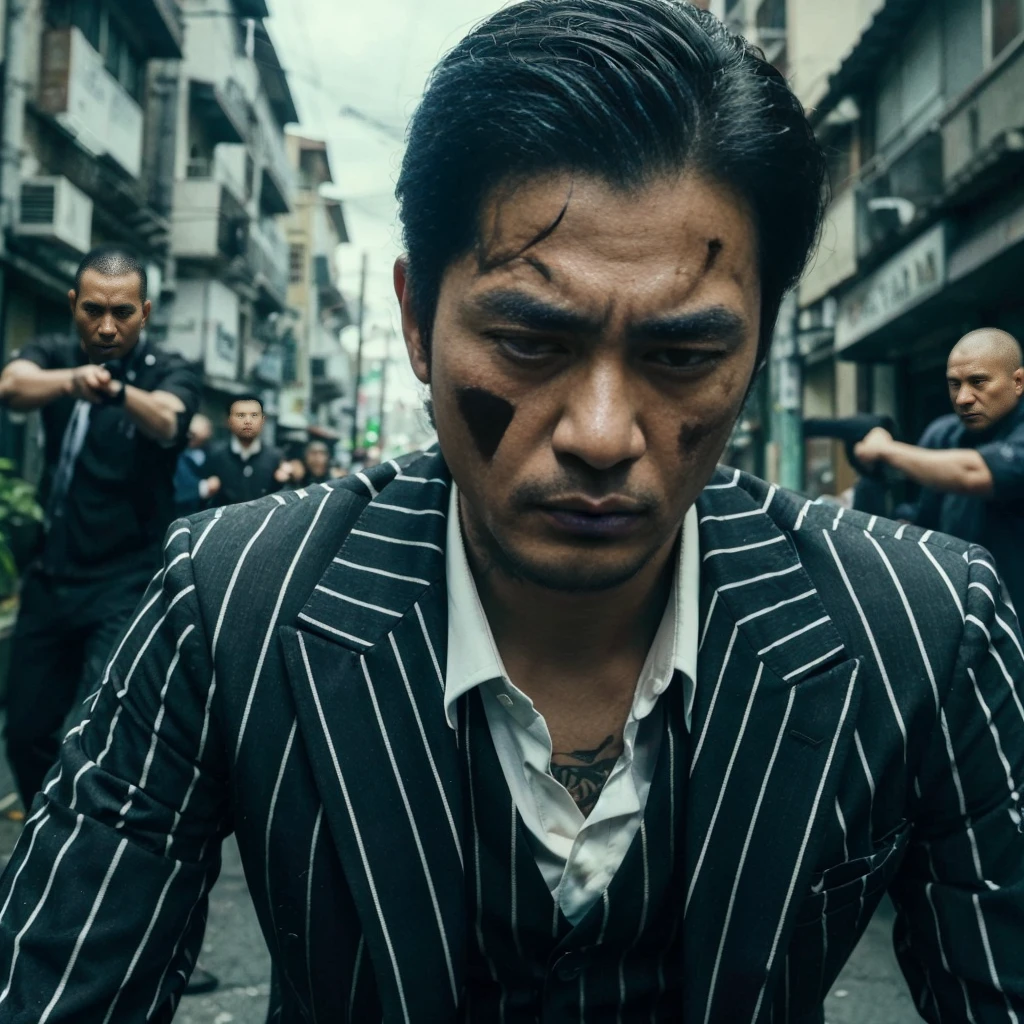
715,0,1024,503
0,0,359,474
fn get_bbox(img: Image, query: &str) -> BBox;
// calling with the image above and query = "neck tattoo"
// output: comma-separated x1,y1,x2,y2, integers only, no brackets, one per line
550,734,622,817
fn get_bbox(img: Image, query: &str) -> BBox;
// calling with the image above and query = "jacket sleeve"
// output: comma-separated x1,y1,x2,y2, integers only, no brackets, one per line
889,546,1024,1021
0,515,230,1022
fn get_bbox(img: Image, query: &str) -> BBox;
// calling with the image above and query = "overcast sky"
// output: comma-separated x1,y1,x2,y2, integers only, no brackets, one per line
267,0,509,407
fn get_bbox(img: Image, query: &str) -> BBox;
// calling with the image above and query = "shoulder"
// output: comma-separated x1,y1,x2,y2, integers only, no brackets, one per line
725,468,973,623
919,413,961,448
175,451,434,599
177,476,375,612
12,332,75,368
149,345,195,374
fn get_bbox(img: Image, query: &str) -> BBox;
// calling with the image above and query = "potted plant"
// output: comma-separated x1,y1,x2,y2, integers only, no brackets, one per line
0,459,43,703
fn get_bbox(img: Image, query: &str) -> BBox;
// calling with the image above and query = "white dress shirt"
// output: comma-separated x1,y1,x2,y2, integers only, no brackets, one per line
445,484,699,924
230,435,263,461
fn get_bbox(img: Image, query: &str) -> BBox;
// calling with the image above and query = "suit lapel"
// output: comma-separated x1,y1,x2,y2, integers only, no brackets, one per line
682,473,862,1022
279,450,465,1024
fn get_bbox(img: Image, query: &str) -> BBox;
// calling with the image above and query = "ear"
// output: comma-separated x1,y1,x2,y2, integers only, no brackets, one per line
394,257,430,386
141,299,152,325
68,289,77,314
1015,367,1024,396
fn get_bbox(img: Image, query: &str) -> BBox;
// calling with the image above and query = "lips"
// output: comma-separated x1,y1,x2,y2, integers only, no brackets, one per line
538,498,648,540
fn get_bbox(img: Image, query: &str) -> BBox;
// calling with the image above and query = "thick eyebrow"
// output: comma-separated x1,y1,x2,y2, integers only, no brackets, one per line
467,290,602,335
467,290,748,348
629,307,748,347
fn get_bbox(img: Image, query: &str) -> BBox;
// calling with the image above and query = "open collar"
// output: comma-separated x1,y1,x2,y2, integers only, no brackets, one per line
443,482,699,730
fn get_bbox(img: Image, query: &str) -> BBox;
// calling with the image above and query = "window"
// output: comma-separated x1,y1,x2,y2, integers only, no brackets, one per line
46,0,100,46
990,0,1024,58
289,244,306,285
104,16,144,101
72,0,100,49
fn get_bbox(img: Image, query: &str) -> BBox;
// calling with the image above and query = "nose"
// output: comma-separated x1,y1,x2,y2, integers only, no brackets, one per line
98,314,117,338
551,358,645,472
955,385,975,408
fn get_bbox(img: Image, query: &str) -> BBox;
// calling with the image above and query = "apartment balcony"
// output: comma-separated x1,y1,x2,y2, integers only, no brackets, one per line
188,77,250,147
942,35,1024,206
854,127,944,266
258,122,295,216
172,175,249,264
138,0,185,58
311,353,350,405
248,219,290,312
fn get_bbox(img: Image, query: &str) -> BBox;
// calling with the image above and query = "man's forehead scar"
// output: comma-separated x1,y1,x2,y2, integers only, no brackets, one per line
704,239,723,274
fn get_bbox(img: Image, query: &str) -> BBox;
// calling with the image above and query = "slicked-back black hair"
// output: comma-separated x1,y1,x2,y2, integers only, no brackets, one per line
227,394,265,415
396,0,827,361
74,244,148,303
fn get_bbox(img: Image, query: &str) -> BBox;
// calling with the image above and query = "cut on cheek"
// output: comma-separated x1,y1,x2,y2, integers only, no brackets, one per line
456,386,516,460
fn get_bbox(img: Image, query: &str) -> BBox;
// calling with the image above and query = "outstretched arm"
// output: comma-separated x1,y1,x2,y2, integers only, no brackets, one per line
0,515,230,1021
855,428,993,496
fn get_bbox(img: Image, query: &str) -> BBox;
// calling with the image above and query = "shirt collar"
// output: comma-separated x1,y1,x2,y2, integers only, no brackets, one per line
444,483,699,730
230,435,262,461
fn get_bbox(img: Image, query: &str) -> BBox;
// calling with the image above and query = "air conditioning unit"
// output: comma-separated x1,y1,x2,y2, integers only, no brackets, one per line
15,176,93,254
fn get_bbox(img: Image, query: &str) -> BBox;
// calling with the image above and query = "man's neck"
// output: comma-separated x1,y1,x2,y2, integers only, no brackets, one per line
463,506,677,699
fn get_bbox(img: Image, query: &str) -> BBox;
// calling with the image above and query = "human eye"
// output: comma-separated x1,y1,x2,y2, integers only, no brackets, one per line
490,333,566,364
645,347,724,371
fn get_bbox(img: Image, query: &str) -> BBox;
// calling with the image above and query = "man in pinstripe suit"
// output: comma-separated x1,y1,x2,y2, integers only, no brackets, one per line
2,2,1024,1021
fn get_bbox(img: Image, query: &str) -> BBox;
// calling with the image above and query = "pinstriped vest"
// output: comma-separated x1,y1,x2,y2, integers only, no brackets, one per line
459,681,689,1023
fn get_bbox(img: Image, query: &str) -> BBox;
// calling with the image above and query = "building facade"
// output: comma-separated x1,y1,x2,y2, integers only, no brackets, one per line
277,134,351,457
160,0,297,439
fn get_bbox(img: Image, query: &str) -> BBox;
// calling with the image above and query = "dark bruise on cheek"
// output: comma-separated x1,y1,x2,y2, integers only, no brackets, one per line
456,386,516,460
678,420,714,455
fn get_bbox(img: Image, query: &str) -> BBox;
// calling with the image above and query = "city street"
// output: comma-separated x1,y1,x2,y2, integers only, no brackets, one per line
0,735,919,1024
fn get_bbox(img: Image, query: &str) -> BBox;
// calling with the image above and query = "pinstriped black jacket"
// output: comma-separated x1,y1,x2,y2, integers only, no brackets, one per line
1,448,1023,1022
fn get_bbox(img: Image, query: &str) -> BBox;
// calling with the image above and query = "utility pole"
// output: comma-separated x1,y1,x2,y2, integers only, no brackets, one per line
349,251,368,459
376,328,393,455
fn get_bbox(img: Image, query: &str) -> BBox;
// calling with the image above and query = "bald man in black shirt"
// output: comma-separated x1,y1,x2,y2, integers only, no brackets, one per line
856,328,1024,610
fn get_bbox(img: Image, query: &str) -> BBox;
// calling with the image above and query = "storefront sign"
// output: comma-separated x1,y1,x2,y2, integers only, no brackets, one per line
835,222,947,351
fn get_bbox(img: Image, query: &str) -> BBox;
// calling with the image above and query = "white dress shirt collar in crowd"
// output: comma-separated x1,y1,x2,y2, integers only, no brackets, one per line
230,435,263,462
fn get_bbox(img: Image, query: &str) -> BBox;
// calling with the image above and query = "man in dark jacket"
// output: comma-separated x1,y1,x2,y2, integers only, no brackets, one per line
173,413,220,517
856,328,1024,610
0,245,200,809
202,395,291,506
